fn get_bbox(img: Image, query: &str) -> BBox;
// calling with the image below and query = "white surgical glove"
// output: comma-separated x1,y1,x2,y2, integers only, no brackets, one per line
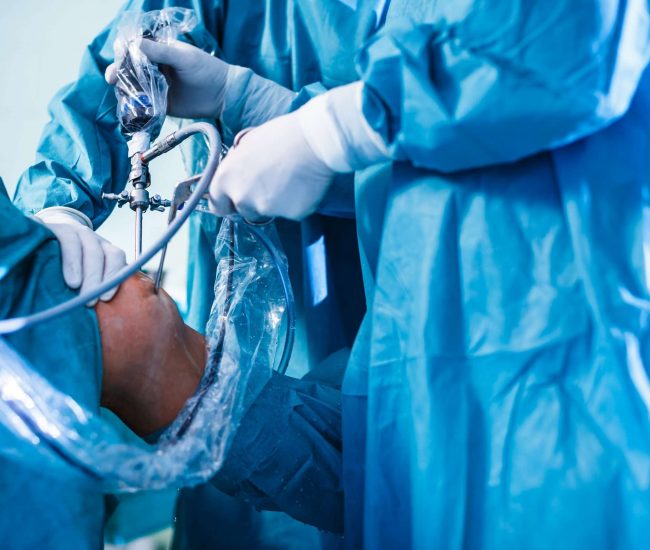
34,207,127,306
210,82,390,221
105,39,296,130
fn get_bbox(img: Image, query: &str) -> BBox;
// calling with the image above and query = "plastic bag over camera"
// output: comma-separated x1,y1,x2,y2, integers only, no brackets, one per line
112,7,196,152
0,218,293,492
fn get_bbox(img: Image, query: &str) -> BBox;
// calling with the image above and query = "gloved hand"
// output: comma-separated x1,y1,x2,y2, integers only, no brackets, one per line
209,114,334,221
105,39,297,131
210,82,390,221
34,207,127,306
106,39,227,119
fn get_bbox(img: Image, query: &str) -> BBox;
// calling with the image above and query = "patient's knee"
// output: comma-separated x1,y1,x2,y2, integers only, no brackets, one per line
96,272,181,373
96,272,206,435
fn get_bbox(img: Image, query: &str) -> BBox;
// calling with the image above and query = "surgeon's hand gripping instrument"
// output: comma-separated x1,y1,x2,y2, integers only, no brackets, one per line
0,12,294,375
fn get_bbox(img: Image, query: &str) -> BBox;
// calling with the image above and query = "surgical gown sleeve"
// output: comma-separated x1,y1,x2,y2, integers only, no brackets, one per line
0,180,104,548
13,0,223,227
359,0,650,172
211,373,343,534
13,26,127,226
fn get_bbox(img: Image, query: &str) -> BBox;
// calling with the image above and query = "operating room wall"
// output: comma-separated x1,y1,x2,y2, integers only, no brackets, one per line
0,0,189,307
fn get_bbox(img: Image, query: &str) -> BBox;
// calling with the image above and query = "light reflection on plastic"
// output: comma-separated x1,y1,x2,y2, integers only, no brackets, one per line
268,306,284,329
306,235,328,306
0,376,43,443
643,201,650,291
625,332,650,418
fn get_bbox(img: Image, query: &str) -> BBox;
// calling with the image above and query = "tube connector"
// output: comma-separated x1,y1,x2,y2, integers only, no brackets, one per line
128,153,150,188
142,133,179,163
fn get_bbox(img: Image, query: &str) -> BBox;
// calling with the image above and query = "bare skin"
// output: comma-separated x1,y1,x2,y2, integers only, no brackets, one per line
96,272,206,436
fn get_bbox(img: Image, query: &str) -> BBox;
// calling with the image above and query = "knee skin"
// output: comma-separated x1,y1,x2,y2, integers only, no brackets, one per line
96,272,206,436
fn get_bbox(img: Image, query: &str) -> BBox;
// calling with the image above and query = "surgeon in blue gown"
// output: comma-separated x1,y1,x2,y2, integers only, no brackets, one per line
0,179,104,549
15,0,650,548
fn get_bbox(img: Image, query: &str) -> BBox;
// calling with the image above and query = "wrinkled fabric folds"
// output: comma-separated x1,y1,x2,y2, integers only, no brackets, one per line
0,181,104,549
13,0,650,548
345,1,650,548
212,372,343,534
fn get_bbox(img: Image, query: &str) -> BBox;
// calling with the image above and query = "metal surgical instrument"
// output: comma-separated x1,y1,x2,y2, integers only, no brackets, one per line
0,123,220,334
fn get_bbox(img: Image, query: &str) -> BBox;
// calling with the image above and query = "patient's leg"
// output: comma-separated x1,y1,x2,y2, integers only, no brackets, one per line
95,274,344,532
96,272,206,436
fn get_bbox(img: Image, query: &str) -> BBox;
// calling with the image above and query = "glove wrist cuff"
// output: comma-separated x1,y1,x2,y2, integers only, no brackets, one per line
221,65,297,133
34,206,94,229
297,82,389,173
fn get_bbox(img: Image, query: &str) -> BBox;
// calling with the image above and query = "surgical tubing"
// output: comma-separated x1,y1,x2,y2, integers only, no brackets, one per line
0,122,221,335
0,123,296,374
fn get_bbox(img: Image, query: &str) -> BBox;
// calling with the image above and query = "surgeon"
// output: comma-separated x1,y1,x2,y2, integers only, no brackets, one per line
0,177,107,549
15,0,650,549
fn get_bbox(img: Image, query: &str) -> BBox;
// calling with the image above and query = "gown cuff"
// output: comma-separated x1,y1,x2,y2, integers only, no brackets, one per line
221,65,298,134
297,81,390,173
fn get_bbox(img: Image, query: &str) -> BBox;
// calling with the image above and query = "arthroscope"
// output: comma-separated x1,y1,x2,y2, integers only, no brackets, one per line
0,22,294,375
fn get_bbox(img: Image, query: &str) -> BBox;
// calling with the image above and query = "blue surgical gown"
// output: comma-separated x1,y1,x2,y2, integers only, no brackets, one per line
14,0,650,548
0,180,104,549
348,1,650,548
